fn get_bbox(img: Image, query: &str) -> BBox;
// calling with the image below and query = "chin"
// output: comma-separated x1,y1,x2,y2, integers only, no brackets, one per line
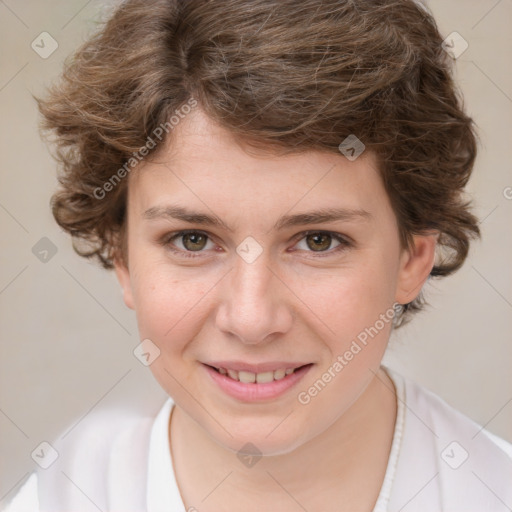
210,419,310,458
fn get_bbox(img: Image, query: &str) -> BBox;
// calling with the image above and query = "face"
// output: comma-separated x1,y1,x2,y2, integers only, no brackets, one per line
115,108,436,455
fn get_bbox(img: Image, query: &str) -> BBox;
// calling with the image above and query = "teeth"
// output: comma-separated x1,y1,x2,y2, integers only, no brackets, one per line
239,370,256,383
256,371,274,384
273,369,286,380
217,367,299,383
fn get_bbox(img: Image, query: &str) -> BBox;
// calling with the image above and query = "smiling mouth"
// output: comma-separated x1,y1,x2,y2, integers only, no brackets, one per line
204,364,313,384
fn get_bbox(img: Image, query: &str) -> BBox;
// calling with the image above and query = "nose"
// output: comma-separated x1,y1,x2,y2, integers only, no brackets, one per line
214,252,295,345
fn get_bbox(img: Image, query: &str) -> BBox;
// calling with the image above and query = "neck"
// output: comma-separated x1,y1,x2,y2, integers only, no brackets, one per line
169,366,397,512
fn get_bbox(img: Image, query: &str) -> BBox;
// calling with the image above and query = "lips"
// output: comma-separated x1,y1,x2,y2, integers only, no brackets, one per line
203,362,314,401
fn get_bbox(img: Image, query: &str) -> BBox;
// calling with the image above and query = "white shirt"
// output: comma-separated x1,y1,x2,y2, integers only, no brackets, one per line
4,366,512,511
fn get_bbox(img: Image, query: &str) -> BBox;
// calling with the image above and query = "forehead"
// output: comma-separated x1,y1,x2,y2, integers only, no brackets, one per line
128,108,389,223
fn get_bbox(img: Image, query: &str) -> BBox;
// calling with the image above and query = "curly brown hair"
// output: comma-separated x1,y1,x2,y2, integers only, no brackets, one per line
36,0,481,327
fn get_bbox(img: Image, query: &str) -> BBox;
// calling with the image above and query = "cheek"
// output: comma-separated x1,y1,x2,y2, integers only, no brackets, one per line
129,261,211,348
129,264,215,395
290,255,397,414
290,255,397,347
294,262,396,426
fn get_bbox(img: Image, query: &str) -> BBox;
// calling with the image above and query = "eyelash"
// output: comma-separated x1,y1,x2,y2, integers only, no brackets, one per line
159,229,353,259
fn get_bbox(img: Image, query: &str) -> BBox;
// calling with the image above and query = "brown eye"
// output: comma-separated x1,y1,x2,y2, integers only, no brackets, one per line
293,231,352,257
161,230,215,258
181,232,208,251
305,233,333,252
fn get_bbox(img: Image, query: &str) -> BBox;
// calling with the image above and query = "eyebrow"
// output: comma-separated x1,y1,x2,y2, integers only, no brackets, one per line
143,205,372,232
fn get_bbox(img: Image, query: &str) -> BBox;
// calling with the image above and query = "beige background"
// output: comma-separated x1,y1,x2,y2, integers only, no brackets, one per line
1,0,511,504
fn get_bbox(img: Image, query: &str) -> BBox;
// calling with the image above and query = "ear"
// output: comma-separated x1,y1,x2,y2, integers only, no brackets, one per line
113,257,135,310
395,232,439,305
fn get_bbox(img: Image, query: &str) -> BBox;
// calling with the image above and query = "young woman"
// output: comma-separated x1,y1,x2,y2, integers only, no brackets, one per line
5,1,511,510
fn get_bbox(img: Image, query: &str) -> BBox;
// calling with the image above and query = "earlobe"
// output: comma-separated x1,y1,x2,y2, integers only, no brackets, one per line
113,258,135,310
395,232,438,305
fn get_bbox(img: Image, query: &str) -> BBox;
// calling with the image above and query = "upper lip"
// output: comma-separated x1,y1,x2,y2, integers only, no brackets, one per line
204,361,312,373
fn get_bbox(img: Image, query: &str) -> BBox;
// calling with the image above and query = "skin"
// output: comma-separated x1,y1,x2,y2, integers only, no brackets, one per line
115,107,438,511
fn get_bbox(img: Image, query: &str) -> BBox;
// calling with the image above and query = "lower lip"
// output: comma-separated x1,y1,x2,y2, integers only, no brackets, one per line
203,363,313,402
